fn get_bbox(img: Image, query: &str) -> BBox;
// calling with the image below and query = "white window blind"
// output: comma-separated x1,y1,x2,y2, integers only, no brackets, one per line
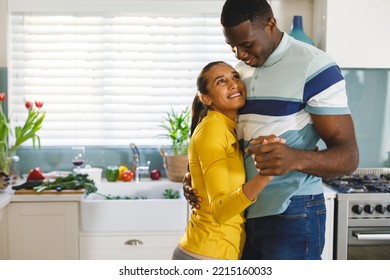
8,13,236,147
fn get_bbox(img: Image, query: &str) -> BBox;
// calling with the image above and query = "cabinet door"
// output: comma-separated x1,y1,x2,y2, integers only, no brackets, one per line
8,202,79,260
0,207,7,259
80,233,182,260
313,0,390,68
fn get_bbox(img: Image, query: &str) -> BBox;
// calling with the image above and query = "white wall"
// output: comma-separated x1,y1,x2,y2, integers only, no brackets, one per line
270,0,313,36
0,0,7,67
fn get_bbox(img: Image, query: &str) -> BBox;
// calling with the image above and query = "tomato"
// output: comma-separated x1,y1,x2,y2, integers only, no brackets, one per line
121,170,134,182
27,167,45,181
118,165,128,180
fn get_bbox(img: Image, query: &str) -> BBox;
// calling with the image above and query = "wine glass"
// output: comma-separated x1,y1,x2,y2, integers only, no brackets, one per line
71,146,85,172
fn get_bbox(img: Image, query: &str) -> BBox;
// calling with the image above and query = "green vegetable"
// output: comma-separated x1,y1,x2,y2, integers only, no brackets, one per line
163,188,180,199
92,188,180,200
95,193,147,200
33,173,97,195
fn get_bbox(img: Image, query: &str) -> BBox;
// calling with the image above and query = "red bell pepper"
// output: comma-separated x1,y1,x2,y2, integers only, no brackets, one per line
27,167,45,181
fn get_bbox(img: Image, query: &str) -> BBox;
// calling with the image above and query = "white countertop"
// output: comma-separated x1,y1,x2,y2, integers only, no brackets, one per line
323,184,337,198
0,183,337,211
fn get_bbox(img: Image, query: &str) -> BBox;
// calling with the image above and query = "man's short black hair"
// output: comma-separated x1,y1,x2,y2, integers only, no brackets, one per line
221,0,273,28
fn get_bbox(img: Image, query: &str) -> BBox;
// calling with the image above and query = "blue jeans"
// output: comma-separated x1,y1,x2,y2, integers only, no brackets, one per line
241,194,326,260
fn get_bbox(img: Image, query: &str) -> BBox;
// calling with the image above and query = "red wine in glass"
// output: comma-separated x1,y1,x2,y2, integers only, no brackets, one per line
71,146,85,171
72,159,85,167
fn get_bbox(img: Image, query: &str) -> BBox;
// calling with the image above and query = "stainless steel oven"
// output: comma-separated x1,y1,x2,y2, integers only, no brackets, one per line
324,168,390,260
347,227,390,259
335,194,390,259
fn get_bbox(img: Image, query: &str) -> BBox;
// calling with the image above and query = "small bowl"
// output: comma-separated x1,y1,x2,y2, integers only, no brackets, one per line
74,165,103,183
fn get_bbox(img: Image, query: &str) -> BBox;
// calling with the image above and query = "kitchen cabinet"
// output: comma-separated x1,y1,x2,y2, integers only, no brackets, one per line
7,202,79,259
80,198,334,260
79,232,182,260
0,206,8,259
271,0,390,68
312,0,390,68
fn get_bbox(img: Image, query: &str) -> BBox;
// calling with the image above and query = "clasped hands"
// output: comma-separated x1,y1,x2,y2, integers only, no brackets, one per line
183,134,289,209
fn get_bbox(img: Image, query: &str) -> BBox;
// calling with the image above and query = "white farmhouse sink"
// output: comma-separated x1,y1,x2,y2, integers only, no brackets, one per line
80,179,188,232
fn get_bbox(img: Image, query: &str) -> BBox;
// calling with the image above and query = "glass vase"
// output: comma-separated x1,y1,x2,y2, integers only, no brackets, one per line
0,155,19,191
0,154,11,173
289,15,314,46
0,156,12,191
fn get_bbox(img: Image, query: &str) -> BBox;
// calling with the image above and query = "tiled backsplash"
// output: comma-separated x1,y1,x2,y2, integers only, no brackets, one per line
343,69,390,167
16,146,165,178
2,67,390,175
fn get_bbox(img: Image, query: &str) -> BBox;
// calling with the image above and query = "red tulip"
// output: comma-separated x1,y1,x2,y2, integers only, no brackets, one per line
35,101,44,108
0,92,5,102
25,101,33,110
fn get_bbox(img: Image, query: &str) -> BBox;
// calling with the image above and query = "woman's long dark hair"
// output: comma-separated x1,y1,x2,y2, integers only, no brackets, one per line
191,61,230,136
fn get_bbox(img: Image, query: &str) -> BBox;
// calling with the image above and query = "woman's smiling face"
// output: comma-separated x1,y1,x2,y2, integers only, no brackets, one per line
200,63,246,120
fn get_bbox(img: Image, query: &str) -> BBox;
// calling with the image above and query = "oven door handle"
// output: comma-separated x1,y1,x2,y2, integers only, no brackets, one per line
354,232,390,241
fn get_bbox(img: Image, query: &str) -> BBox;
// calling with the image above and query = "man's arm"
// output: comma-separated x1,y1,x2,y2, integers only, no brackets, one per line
247,114,359,178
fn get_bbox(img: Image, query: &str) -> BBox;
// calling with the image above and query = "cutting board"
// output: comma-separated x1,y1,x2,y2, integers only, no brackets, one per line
14,189,85,195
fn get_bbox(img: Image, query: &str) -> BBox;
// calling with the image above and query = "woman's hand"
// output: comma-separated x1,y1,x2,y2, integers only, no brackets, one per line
182,172,202,209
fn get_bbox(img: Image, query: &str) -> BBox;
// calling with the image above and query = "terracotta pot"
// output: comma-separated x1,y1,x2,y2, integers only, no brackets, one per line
163,154,188,182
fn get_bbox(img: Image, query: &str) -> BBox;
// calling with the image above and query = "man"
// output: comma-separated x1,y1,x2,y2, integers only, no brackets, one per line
184,0,359,260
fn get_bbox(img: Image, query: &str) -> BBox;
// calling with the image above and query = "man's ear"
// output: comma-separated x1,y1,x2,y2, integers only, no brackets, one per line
267,16,277,31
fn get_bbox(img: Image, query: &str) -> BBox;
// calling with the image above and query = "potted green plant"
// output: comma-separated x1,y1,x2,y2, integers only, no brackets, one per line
159,106,190,182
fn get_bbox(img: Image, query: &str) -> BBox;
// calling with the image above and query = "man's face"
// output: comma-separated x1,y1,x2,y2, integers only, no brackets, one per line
223,20,275,68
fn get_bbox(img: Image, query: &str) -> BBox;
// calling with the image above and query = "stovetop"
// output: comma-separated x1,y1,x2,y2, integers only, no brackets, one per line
323,173,390,194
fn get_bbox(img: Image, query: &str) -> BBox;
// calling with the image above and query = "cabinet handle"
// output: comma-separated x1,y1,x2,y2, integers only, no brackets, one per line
124,239,143,246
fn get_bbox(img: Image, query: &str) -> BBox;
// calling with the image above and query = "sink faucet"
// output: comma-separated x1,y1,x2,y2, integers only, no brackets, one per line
130,143,150,182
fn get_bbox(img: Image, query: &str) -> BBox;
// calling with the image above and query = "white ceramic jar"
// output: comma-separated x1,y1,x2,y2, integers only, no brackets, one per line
74,165,103,183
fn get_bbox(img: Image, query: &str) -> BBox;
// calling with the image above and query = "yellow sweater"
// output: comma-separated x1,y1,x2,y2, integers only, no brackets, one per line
179,111,254,260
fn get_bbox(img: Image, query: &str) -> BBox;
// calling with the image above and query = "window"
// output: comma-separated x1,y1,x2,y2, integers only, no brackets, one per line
8,12,236,147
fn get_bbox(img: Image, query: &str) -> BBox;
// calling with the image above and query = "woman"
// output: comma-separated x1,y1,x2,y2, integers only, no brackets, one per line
172,61,278,260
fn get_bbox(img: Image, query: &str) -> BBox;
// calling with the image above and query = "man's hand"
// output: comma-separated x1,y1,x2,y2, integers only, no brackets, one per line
247,140,295,176
182,172,202,209
246,114,359,179
246,135,292,176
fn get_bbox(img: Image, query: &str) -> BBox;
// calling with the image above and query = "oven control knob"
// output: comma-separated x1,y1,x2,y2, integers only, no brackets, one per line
375,205,386,214
364,205,374,214
388,205,390,213
352,205,363,215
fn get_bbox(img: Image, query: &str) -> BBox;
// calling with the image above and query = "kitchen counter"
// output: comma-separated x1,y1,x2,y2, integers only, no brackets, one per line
10,191,83,202
0,184,83,209
0,183,337,210
323,184,337,198
1,181,338,260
